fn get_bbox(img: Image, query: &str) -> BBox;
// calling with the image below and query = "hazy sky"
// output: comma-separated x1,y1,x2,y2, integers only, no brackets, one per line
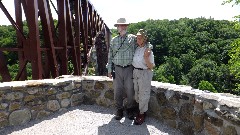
0,0,239,29
90,0,239,28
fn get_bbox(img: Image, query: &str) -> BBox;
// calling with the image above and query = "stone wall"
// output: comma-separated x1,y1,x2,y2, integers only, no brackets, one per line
0,76,239,135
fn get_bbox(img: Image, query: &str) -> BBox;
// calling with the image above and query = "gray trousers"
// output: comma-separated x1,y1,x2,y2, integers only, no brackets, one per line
113,65,134,110
133,69,153,114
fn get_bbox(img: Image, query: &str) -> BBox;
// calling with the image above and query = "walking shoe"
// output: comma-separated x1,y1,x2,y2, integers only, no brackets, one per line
115,109,123,120
126,108,134,120
134,113,145,125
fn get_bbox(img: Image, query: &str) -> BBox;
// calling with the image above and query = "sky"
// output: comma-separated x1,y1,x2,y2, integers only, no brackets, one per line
0,0,239,29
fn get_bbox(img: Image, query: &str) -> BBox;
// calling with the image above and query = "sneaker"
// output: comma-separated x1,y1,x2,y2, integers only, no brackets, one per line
134,113,145,125
115,109,123,120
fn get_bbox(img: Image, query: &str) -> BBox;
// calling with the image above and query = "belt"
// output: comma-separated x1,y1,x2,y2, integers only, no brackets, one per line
134,67,149,70
115,65,131,68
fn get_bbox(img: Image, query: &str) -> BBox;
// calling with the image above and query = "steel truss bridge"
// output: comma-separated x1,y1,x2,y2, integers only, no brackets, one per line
0,0,111,82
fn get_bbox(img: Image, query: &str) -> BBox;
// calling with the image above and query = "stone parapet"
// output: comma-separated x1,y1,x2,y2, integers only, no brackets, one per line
0,76,239,135
149,81,240,135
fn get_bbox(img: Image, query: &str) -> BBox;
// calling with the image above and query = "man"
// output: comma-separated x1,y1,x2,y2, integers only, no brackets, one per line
106,18,136,120
107,18,152,120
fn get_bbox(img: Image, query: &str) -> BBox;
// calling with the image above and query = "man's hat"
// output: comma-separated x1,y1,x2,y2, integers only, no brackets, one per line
136,29,148,39
114,18,129,27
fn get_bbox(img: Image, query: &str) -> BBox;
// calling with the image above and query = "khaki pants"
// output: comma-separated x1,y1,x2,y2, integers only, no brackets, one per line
133,69,153,113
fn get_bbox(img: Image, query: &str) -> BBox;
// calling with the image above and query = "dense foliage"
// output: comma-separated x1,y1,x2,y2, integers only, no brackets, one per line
1,17,240,95
222,0,240,95
127,18,240,95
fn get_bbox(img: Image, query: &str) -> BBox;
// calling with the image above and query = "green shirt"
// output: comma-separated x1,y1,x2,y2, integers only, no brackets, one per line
106,33,137,73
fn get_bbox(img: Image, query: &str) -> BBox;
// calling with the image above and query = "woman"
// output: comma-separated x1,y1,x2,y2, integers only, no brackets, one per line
132,29,155,125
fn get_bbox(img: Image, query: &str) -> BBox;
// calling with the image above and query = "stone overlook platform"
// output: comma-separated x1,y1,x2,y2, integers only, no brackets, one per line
0,75,239,135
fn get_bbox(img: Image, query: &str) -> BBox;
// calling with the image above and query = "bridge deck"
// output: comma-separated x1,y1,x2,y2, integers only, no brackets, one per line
0,105,182,135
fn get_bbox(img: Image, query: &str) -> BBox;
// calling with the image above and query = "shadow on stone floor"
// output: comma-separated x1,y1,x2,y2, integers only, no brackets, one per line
98,117,150,135
0,104,182,135
97,115,183,135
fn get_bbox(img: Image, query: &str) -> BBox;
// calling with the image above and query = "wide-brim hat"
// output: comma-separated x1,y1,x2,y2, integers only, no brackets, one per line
136,29,148,39
114,18,129,27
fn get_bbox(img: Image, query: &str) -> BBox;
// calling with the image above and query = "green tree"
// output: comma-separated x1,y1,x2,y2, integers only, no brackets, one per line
228,39,240,94
198,80,217,93
179,51,196,74
153,65,175,83
154,57,182,84
110,29,118,38
222,0,240,6
187,59,218,89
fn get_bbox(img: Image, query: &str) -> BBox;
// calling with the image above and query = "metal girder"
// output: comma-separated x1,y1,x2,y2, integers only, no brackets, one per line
65,0,79,75
38,0,59,78
25,0,43,79
0,52,11,81
15,0,27,80
82,0,89,75
58,0,68,75
74,0,82,75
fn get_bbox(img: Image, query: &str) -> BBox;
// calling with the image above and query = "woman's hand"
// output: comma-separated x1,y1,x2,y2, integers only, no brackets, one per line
144,48,151,59
144,48,154,69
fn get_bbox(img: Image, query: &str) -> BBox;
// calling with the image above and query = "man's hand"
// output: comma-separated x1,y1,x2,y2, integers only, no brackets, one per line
108,73,112,79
